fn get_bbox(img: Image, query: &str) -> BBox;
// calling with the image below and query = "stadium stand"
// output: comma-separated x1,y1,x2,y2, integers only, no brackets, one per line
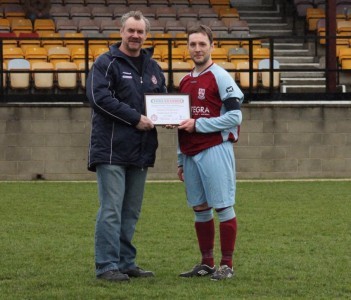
0,0,350,98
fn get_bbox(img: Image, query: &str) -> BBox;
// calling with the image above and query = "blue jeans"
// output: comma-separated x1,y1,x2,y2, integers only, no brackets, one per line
95,164,148,276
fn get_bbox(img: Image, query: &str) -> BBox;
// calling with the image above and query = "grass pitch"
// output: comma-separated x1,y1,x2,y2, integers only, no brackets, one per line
0,180,350,299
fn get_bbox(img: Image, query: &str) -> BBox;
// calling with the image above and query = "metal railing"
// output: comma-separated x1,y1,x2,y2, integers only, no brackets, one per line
1,34,351,103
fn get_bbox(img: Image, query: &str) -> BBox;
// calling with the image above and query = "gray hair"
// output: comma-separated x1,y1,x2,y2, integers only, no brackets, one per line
120,10,150,33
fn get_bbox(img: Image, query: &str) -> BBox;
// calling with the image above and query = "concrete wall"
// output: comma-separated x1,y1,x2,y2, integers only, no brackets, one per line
0,102,350,181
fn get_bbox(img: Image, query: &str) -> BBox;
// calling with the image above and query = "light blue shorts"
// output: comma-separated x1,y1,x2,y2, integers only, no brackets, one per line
183,141,236,209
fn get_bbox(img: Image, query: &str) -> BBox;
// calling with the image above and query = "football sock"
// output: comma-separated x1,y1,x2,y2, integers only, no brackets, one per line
217,207,237,269
194,208,215,267
219,217,237,269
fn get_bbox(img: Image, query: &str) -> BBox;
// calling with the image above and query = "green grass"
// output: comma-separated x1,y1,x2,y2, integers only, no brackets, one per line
0,181,350,299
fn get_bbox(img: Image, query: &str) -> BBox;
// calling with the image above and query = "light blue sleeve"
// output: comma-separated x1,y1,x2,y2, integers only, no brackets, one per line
196,110,242,133
196,65,243,133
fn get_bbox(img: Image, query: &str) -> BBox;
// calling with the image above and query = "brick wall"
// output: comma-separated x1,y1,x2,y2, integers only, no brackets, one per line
0,102,350,181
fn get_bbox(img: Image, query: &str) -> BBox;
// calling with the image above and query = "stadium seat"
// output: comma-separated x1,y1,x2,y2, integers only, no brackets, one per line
63,32,85,50
337,20,351,34
189,0,210,8
0,19,11,32
197,7,218,19
55,61,78,89
216,60,236,80
127,0,149,6
153,33,173,47
152,47,163,61
172,61,192,88
218,32,241,50
253,47,270,65
78,19,100,35
218,7,240,20
211,47,228,62
40,32,64,50
204,20,228,35
31,61,54,89
165,21,186,35
11,18,33,34
162,47,185,62
70,5,92,21
174,32,188,48
92,46,109,60
258,58,280,89
148,19,165,34
78,61,93,88
70,46,94,66
91,6,113,20
228,47,249,68
24,46,48,64
236,61,258,89
0,32,18,48
169,0,190,6
156,6,177,21
137,6,157,20
176,7,198,20
50,5,70,20
98,19,121,34
157,61,169,86
7,58,30,89
113,6,131,20
306,8,325,31
210,0,230,8
148,0,170,6
227,19,250,37
18,32,41,52
3,46,24,64
338,47,351,66
56,19,78,34
4,4,25,19
34,19,56,33
106,0,128,5
48,46,71,66
241,39,262,52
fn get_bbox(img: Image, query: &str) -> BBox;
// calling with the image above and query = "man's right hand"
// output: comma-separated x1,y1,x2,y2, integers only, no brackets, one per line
136,115,154,131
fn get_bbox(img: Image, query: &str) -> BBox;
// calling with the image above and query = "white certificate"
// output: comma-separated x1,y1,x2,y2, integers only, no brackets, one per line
145,93,191,125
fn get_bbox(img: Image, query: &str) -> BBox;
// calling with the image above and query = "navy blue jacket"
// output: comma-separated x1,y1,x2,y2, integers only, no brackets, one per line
86,43,167,172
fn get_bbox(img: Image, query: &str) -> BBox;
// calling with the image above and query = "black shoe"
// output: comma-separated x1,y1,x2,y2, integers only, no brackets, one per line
121,266,155,278
97,270,130,282
179,264,216,278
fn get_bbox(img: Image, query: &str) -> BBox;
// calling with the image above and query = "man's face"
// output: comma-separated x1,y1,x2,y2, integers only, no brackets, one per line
120,18,147,54
187,32,213,67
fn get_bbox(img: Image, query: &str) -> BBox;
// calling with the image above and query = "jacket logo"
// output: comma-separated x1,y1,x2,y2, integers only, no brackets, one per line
198,88,205,100
122,71,132,79
151,75,157,84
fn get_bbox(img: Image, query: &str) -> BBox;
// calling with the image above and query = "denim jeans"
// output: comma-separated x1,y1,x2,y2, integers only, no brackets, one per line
95,164,148,276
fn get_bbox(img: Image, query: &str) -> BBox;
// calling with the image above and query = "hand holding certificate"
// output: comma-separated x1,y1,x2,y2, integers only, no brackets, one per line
145,94,191,125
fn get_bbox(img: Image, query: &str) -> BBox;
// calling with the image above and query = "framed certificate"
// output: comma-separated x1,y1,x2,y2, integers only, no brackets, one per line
145,93,191,125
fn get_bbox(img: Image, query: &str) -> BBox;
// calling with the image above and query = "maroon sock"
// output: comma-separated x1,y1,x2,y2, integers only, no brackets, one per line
219,217,237,268
195,219,215,267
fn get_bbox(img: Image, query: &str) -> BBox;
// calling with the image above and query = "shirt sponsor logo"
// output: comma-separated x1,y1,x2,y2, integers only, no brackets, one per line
198,88,206,100
191,106,210,115
122,75,132,79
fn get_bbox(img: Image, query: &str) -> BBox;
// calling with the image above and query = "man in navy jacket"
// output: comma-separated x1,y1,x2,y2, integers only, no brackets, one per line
86,10,167,282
